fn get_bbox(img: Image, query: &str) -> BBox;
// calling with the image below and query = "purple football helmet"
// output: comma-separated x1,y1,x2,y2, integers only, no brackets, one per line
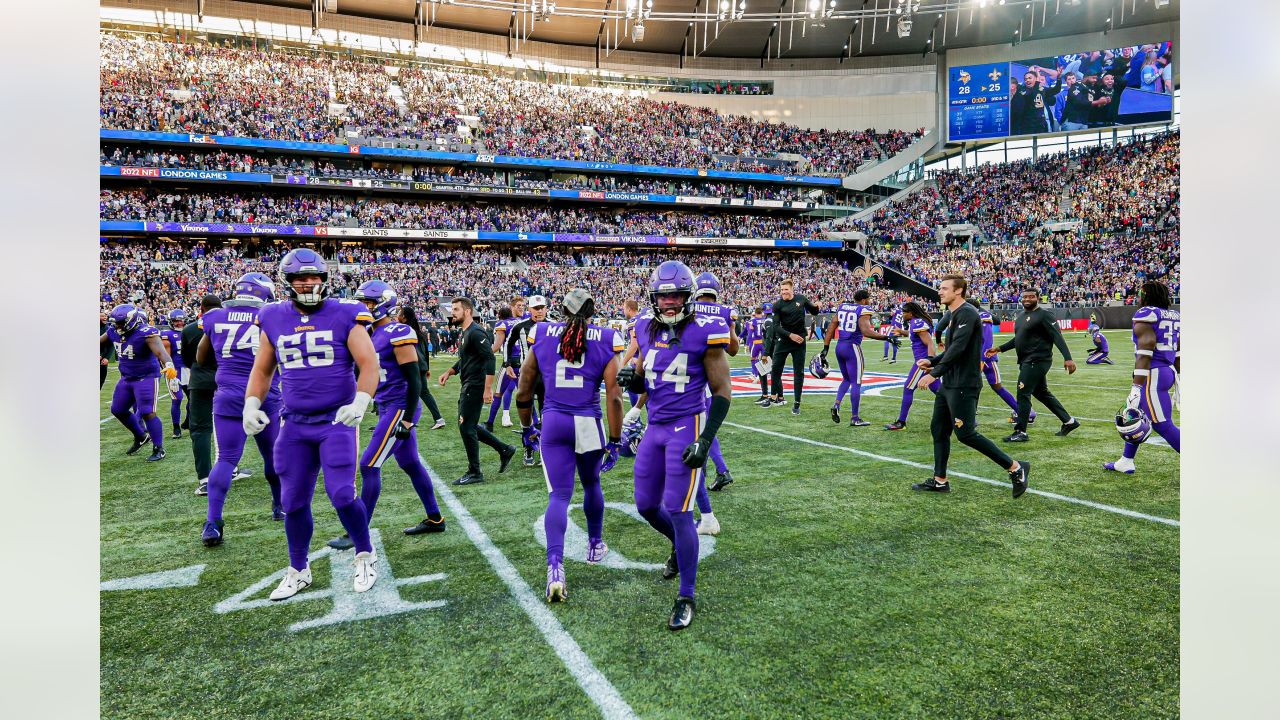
355,280,399,321
648,260,696,326
233,272,276,304
808,355,830,379
167,309,187,327
108,304,143,334
693,271,722,301
619,417,645,458
279,248,329,307
1115,407,1152,444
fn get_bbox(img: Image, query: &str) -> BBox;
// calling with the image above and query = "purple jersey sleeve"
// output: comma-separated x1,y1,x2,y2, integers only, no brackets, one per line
258,298,366,421
908,318,932,360
1133,306,1179,367
636,315,730,424
161,329,184,370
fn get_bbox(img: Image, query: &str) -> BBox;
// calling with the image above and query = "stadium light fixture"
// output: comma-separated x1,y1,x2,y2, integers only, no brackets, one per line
897,17,912,37
632,20,645,42
1154,0,1170,8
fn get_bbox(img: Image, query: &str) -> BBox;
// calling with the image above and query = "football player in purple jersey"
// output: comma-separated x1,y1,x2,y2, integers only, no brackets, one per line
516,289,625,602
885,302,939,431
1104,281,1180,474
102,303,180,461
327,280,444,550
820,289,890,427
690,271,739,525
245,248,381,601
194,272,285,546
616,260,732,631
1085,321,1113,365
160,310,189,439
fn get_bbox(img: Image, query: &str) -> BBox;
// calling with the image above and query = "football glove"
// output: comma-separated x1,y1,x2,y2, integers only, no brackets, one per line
161,362,178,381
166,377,181,395
1126,384,1143,412
616,365,646,394
623,406,643,426
681,437,712,469
1172,371,1180,411
242,396,269,436
521,425,541,451
820,346,830,362
335,391,372,427
394,421,415,440
601,441,622,473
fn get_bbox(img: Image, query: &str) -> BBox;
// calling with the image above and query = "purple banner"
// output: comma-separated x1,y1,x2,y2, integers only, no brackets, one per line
142,222,317,236
551,233,669,245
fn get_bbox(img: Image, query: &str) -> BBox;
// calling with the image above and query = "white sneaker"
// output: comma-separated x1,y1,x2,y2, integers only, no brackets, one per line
353,550,378,593
430,418,447,430
501,410,513,427
194,478,208,496
232,467,252,481
270,565,312,601
696,513,721,536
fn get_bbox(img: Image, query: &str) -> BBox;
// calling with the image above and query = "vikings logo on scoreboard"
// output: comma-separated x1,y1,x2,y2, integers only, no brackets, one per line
729,366,903,397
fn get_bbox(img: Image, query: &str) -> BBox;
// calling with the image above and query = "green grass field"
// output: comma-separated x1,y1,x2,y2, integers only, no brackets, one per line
100,330,1178,719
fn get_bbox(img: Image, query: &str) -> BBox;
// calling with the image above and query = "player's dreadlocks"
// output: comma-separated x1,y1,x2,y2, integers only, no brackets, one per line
559,289,596,364
1140,281,1171,310
902,301,934,332
400,305,426,346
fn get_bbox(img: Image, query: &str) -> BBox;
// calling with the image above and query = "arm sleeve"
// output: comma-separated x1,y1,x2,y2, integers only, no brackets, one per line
399,360,421,415
928,311,979,379
1043,314,1073,360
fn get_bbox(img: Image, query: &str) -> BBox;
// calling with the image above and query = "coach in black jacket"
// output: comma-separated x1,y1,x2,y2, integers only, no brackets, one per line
767,279,821,413
912,275,1029,497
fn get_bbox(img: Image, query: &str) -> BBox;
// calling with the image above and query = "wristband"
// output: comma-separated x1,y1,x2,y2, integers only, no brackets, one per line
516,397,534,409
608,436,622,444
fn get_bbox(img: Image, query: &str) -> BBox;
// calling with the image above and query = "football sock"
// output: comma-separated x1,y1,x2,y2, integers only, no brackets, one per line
171,399,182,432
284,506,315,570
1122,441,1139,460
898,388,914,423
144,415,164,450
695,472,713,515
398,450,440,517
359,466,382,522
334,499,373,554
835,379,851,405
544,486,572,567
995,386,1019,411
582,478,604,542
671,511,700,598
206,460,234,523
848,383,862,418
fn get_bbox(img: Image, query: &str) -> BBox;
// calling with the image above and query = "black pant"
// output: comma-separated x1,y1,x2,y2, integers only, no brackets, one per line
770,342,806,402
419,371,443,422
1013,360,1073,432
931,386,1013,478
458,383,508,474
188,387,215,481
100,362,108,388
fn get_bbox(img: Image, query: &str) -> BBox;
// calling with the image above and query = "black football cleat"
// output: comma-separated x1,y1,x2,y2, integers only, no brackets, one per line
1009,461,1030,498
849,417,871,427
791,402,801,416
1055,419,1081,437
145,447,166,462
709,471,734,491
454,472,485,486
884,420,906,431
754,395,769,406
201,520,224,548
498,445,517,473
271,503,285,521
327,534,354,550
171,429,183,440
523,446,540,467
404,516,446,535
662,551,679,580
668,595,696,632
1003,431,1029,443
912,478,951,493
830,405,841,424
180,418,190,431
125,433,150,456
1008,413,1037,425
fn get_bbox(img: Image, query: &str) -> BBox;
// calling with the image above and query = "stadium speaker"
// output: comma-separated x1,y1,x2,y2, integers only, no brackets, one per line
896,18,912,38
324,0,338,13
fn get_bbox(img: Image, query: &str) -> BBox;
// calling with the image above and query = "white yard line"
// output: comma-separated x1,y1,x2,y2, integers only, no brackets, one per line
722,421,1179,528
420,455,638,720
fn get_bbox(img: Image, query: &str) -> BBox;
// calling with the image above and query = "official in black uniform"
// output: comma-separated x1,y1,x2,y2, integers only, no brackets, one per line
438,297,516,485
912,275,1029,497
184,294,221,494
1010,68,1061,136
988,289,1080,442
767,280,821,414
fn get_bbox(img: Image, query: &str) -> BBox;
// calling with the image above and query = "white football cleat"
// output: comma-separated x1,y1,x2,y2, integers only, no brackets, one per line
353,550,378,593
696,513,721,537
269,565,312,601
1103,457,1136,474
232,467,252,481
501,410,513,427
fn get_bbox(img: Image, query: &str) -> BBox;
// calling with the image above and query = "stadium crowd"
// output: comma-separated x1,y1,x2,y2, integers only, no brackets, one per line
99,33,923,176
99,240,925,323
100,145,838,203
99,189,827,239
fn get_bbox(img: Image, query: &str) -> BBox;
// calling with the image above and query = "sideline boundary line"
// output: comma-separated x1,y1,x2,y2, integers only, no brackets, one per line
723,421,1179,527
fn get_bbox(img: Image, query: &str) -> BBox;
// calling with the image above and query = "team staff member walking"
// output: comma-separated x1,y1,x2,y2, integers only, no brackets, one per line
438,297,517,485
987,289,1080,442
767,279,821,415
184,294,221,496
912,275,1030,497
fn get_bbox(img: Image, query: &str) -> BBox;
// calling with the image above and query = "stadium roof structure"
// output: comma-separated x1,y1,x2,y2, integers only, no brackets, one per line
247,0,1178,60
